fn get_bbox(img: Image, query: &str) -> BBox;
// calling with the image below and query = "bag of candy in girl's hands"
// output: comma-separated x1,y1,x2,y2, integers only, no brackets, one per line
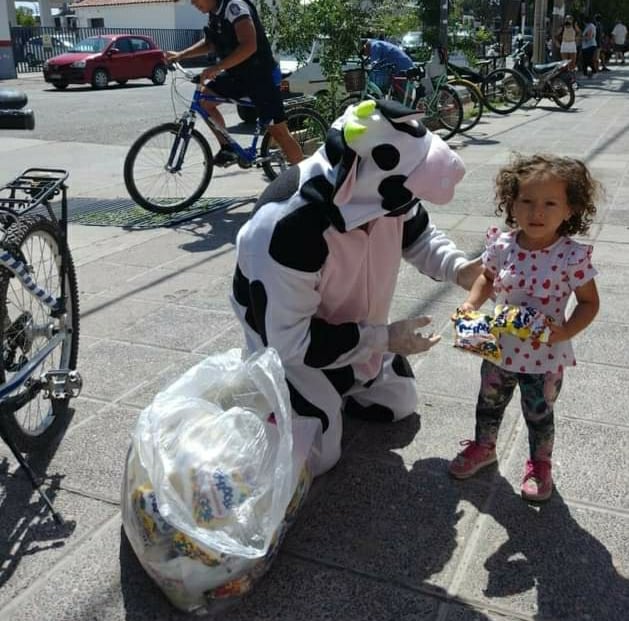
451,308,502,363
492,304,553,343
451,304,553,362
121,348,318,615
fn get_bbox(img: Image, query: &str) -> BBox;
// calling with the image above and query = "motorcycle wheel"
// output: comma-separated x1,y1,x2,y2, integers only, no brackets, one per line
549,76,575,109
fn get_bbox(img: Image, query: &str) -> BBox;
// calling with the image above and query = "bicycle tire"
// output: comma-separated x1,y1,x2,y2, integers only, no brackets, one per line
0,215,79,453
549,76,575,109
481,68,527,114
415,84,463,141
260,107,328,181
124,122,214,214
448,78,484,133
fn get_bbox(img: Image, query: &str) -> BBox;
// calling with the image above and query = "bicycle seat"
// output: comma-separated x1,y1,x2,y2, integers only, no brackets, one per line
0,89,28,110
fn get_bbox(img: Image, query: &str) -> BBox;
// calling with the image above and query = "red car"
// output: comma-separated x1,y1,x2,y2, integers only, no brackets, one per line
43,34,167,90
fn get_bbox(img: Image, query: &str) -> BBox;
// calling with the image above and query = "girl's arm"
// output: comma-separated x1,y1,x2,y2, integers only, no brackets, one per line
548,278,600,343
459,267,495,311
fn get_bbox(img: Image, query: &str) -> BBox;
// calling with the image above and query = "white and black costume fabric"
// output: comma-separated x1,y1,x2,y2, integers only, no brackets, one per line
231,100,468,475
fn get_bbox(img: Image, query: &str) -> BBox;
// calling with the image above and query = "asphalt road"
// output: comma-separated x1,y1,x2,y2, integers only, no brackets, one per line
2,75,247,147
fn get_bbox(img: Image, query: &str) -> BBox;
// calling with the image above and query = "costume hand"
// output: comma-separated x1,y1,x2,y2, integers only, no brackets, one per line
388,316,441,356
456,257,483,291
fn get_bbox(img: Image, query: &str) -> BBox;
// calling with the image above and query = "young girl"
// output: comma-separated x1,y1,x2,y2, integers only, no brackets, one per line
449,154,601,502
556,14,580,72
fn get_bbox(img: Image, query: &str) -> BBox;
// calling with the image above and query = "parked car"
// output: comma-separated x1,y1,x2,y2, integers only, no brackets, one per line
401,31,427,59
24,35,75,67
43,34,167,90
279,38,358,99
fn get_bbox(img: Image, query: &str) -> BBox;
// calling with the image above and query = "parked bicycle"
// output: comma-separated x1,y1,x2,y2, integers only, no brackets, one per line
447,59,527,117
0,89,82,524
341,52,463,141
123,63,329,215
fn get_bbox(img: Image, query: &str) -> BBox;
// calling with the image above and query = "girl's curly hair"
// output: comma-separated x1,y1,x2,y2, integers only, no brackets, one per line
494,153,601,236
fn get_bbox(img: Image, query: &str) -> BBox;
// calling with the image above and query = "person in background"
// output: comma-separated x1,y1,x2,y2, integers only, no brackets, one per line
580,16,598,78
555,14,580,72
449,153,601,502
166,0,302,168
611,18,627,64
360,38,414,92
594,14,610,71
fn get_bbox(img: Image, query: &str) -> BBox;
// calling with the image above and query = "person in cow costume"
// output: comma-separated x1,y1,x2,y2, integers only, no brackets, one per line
231,99,481,476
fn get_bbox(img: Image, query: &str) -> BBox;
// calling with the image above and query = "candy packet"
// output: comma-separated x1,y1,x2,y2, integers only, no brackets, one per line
451,309,502,363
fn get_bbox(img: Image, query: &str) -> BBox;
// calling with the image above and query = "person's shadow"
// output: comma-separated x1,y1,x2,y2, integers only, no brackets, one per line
449,469,629,620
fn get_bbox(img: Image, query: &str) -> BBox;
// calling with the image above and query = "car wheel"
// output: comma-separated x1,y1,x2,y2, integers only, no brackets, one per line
116,80,128,85
151,64,167,85
237,104,258,124
91,68,109,89
52,80,68,90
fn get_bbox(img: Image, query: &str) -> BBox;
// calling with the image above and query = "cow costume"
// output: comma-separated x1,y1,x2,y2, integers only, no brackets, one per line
231,99,471,475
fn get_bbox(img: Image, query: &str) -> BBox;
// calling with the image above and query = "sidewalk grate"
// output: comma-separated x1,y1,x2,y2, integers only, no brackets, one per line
65,196,257,229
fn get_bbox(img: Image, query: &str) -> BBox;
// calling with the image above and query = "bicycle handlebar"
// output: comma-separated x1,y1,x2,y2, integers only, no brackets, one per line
0,88,35,130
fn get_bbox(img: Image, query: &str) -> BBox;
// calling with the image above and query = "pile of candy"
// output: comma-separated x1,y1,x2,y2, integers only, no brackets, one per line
451,304,553,362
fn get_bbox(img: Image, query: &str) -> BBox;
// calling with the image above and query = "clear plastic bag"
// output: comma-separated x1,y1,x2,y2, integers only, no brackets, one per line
121,348,317,613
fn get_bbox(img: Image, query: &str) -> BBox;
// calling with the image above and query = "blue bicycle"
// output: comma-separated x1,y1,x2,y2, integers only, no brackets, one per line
123,63,328,214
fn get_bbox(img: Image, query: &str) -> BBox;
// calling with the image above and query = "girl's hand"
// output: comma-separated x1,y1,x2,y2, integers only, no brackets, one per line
546,322,570,344
458,302,477,312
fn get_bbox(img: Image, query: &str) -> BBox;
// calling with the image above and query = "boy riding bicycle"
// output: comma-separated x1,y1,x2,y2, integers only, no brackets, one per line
166,0,302,167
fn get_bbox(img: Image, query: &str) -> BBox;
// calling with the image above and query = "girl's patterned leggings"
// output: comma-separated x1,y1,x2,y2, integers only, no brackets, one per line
475,359,563,462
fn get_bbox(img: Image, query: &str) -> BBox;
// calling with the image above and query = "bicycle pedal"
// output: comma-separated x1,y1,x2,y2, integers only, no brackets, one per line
39,369,82,399
237,159,252,169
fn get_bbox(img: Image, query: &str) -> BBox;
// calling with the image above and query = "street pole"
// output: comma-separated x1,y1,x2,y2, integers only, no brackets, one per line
532,0,547,63
439,0,449,48
551,0,564,61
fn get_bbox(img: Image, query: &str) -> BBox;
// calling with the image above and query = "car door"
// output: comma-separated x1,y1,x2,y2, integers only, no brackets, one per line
106,37,135,81
130,37,157,78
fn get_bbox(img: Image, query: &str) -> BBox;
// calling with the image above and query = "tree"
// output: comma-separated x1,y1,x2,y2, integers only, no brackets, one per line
16,7,37,27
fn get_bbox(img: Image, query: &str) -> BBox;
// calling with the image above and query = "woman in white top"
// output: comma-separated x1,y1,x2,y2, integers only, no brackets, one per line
556,14,580,70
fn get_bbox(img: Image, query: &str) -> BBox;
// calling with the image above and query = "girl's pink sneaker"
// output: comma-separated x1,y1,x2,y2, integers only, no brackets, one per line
449,440,497,479
521,459,553,501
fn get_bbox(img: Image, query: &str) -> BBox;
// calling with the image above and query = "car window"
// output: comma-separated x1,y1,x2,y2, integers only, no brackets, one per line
130,38,151,52
72,37,109,53
114,38,133,53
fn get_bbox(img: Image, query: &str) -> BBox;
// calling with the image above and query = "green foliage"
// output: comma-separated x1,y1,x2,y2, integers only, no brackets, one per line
16,7,37,27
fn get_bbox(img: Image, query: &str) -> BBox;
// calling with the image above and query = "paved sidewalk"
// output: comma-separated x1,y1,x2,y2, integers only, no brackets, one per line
1,68,628,621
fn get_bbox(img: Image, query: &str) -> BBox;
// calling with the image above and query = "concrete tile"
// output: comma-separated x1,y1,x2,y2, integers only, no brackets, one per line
117,305,235,351
80,294,161,338
455,490,629,621
503,418,629,510
572,320,627,366
0,478,117,608
120,352,208,409
194,320,246,355
78,340,190,401
557,362,629,426
285,454,490,592
76,261,148,295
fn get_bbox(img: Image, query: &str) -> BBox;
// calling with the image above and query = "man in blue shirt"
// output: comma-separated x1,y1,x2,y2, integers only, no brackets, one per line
361,38,414,91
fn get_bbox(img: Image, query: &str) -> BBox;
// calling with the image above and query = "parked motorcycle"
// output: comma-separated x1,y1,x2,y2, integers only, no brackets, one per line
512,38,576,109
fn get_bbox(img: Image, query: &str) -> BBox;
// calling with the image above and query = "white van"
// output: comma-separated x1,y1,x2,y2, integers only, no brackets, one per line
281,38,357,98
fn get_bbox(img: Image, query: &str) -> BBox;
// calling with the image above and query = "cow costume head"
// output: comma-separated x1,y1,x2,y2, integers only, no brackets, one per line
295,99,465,231
334,99,464,202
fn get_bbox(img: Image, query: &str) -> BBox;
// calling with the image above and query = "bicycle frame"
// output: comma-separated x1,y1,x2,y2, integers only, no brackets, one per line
170,88,265,171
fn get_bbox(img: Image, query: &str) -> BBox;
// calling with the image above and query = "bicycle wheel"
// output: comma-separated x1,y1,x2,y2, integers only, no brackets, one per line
260,107,328,181
549,76,575,109
481,68,527,114
0,215,79,452
415,84,463,141
449,78,484,133
124,122,214,214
